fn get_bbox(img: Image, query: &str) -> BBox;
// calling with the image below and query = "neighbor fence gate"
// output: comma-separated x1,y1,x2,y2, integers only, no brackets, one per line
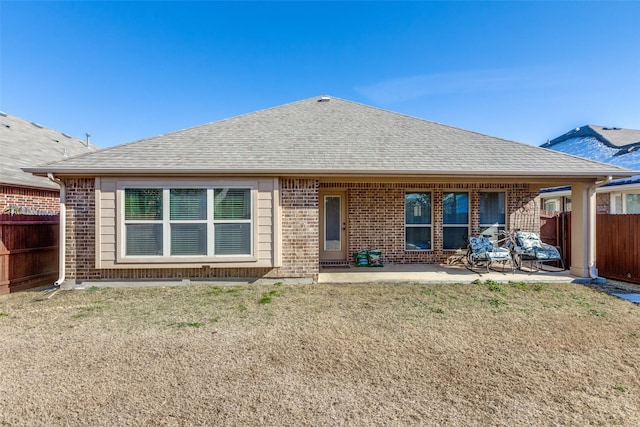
541,211,640,285
0,214,59,294
595,214,640,284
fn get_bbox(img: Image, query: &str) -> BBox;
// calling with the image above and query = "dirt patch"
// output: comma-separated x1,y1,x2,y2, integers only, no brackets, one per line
1,281,639,426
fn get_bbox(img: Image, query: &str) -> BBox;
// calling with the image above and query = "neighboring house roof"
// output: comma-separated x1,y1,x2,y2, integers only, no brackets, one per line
1,111,98,190
26,96,634,181
540,124,640,195
543,124,640,149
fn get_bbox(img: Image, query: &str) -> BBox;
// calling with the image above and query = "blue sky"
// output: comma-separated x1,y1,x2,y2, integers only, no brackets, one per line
1,1,639,148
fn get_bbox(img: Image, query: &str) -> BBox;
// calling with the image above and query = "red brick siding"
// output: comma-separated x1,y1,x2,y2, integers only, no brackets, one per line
507,186,541,233
62,177,320,282
322,182,539,264
64,178,100,280
596,193,610,214
0,185,59,213
62,178,539,282
266,178,319,279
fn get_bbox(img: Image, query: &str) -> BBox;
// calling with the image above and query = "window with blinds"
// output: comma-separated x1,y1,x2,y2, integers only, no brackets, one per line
405,192,432,251
479,192,506,241
125,189,163,256
170,189,207,255
214,189,252,255
442,192,469,250
124,187,252,258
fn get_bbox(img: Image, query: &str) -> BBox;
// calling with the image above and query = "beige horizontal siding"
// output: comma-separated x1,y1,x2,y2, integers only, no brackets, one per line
97,177,277,269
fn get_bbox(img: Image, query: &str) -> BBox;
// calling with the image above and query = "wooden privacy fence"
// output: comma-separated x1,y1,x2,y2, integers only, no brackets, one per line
0,214,59,294
540,210,571,268
541,211,640,284
596,214,640,284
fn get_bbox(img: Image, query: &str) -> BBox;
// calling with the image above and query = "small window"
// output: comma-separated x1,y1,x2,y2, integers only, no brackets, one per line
170,189,207,256
443,192,469,250
543,198,560,212
479,192,505,241
125,189,163,256
214,189,252,255
405,192,432,251
611,193,624,214
625,193,640,214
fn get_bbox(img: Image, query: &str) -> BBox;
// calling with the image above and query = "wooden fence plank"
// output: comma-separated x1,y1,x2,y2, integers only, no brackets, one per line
597,214,640,283
0,214,59,294
543,212,640,284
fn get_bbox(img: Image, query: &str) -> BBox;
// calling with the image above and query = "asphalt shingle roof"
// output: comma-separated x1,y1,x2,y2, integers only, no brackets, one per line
1,112,98,189
545,125,640,150
541,124,640,193
25,96,634,179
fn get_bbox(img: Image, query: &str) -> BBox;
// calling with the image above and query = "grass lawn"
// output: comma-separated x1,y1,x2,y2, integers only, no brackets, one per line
1,280,639,426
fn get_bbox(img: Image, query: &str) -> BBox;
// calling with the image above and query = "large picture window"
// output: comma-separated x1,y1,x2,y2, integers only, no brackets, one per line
124,187,252,258
405,192,432,251
479,192,506,241
442,192,468,250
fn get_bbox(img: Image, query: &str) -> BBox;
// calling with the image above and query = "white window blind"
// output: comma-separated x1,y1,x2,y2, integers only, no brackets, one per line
124,187,252,258
214,188,251,255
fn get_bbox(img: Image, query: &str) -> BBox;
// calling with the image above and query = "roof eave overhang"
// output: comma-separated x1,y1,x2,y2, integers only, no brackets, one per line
0,179,60,191
26,167,637,184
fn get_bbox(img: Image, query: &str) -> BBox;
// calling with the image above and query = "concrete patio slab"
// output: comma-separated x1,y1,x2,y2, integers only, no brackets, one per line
319,263,592,285
60,264,598,290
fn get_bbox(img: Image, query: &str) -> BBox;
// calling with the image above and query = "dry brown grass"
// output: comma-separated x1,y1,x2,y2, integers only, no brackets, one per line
1,280,639,426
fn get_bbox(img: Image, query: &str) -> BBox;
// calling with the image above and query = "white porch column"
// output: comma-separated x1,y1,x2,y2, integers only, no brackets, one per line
570,181,597,278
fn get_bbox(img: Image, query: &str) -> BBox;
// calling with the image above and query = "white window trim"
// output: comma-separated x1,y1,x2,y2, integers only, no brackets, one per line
625,192,640,214
119,183,257,264
611,191,640,214
610,192,623,214
405,192,433,252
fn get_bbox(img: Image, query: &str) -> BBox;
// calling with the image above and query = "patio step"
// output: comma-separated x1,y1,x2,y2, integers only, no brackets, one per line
320,260,351,269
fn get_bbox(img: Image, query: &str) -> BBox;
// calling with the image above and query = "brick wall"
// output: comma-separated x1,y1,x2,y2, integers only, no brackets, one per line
64,178,100,280
596,193,610,214
322,182,539,264
0,185,59,213
60,177,538,282
62,177,320,282
507,186,541,233
266,178,319,279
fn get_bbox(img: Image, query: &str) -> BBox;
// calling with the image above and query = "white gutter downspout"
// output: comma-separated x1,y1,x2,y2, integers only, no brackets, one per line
48,173,66,287
588,176,613,280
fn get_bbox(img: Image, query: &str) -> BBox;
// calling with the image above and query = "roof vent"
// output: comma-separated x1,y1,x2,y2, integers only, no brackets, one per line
0,111,7,117
1,123,9,129
31,121,44,129
61,132,72,138
318,96,331,102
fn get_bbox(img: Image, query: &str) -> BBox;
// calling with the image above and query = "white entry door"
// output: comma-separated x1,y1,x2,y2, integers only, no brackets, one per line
319,190,347,260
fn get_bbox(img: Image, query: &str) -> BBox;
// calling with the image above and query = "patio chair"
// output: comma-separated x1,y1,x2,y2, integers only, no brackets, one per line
466,236,513,272
515,231,565,271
